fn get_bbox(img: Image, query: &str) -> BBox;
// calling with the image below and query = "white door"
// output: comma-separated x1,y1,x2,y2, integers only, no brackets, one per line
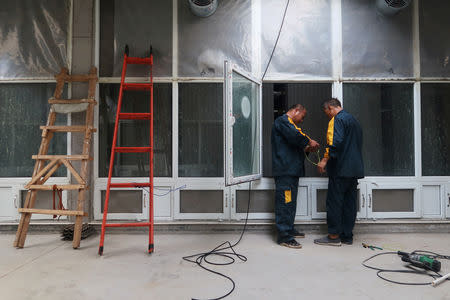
367,181,420,219
0,187,16,221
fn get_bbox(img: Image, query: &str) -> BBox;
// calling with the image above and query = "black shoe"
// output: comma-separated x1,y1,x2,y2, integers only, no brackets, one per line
314,235,341,247
280,239,302,249
289,229,305,239
341,238,353,245
340,234,353,245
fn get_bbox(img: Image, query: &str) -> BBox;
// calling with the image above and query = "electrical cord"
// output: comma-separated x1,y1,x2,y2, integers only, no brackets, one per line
261,0,290,81
362,250,450,286
182,1,291,298
182,182,252,300
142,184,186,197
304,149,320,166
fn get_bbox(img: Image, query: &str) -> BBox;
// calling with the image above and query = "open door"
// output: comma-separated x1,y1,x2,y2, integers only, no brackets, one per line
224,61,262,186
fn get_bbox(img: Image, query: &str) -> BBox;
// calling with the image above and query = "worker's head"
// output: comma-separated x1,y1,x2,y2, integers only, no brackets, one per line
321,98,342,119
286,104,307,124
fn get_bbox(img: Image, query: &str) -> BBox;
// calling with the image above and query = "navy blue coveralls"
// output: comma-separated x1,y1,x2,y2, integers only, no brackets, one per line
272,114,310,244
324,110,364,240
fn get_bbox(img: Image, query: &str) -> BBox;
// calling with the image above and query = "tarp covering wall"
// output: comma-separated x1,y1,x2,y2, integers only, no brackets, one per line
0,0,70,78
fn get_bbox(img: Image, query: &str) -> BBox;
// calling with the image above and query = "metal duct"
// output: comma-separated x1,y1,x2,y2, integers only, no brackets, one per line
376,0,412,16
188,0,218,18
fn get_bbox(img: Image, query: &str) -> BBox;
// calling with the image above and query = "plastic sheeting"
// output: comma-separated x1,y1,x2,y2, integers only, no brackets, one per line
0,0,69,79
419,1,450,78
261,0,332,79
342,0,413,78
178,0,252,77
106,0,172,77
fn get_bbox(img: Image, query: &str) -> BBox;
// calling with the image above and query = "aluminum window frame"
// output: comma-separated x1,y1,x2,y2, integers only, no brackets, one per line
0,0,73,221
224,60,263,186
90,0,450,222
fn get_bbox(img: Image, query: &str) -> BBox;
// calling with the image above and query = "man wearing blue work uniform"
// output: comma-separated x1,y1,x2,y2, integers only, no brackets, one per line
315,98,364,246
272,104,319,248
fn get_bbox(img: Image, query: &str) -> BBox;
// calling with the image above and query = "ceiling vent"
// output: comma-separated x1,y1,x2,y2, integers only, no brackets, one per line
376,0,411,16
189,0,218,18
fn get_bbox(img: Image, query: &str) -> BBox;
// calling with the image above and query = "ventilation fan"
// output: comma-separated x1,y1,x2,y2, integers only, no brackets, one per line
189,0,218,18
376,0,411,15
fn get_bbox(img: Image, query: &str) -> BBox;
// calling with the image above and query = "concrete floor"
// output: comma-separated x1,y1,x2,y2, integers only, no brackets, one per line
0,232,449,300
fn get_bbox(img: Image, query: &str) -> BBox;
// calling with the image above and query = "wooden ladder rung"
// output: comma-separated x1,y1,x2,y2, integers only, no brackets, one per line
32,155,91,160
18,208,87,216
48,99,97,105
27,184,86,190
40,126,97,132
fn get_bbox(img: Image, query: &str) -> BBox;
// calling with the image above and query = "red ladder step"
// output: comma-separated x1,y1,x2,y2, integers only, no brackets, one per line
126,57,152,65
119,113,151,120
109,182,151,188
114,147,151,153
123,83,152,91
105,222,152,228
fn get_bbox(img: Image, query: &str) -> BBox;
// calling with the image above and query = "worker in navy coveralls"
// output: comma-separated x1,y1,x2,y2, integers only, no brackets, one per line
272,104,319,248
315,98,364,246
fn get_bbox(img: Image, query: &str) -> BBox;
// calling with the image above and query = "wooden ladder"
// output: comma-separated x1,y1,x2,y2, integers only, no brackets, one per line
14,67,98,249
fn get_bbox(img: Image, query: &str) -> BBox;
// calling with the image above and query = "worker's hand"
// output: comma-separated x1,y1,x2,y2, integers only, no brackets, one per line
308,139,320,152
317,158,328,174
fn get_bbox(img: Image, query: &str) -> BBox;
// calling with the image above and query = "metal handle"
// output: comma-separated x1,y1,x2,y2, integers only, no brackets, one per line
447,193,450,207
361,194,365,208
225,194,228,208
14,194,17,208
368,194,372,208
143,193,147,208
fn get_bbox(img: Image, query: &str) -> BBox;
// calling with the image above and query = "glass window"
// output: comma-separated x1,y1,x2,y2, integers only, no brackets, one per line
99,0,172,77
262,83,332,177
343,83,414,176
262,0,332,79
180,190,223,213
101,190,142,213
225,66,261,185
0,83,67,177
99,83,172,177
178,83,223,177
372,189,414,212
236,190,274,213
419,1,450,78
421,83,450,176
178,0,252,77
342,0,413,78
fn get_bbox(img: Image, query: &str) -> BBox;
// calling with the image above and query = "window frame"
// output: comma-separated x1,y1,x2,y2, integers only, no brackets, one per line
224,60,263,186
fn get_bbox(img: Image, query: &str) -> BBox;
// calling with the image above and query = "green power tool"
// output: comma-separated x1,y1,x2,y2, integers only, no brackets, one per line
398,251,441,272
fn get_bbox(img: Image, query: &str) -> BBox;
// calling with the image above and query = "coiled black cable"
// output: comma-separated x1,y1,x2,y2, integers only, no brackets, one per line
182,182,251,300
362,250,450,286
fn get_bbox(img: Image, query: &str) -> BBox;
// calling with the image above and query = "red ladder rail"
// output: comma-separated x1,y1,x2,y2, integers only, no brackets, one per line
99,45,154,255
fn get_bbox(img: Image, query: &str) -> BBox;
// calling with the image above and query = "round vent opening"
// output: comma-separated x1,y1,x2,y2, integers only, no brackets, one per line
189,0,218,18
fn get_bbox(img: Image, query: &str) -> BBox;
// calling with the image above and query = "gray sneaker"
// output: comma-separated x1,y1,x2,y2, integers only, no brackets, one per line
280,239,303,249
314,235,342,246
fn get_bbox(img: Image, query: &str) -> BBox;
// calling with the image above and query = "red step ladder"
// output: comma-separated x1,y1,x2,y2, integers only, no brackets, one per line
98,45,154,255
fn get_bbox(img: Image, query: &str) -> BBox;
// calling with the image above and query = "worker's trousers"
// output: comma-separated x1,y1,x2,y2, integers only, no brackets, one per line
326,176,358,240
274,176,299,244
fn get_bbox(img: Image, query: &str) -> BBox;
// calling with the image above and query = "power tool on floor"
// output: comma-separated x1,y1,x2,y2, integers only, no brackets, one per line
398,251,441,272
